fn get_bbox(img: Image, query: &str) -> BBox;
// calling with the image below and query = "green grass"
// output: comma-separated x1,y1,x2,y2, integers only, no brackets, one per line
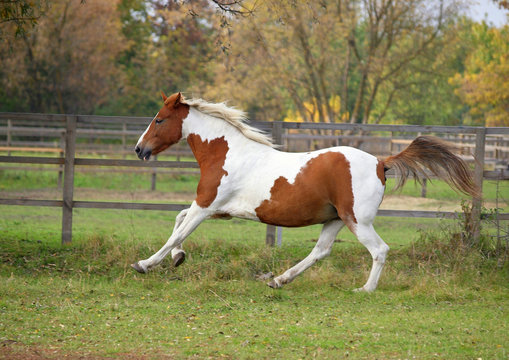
0,205,508,359
0,160,508,358
0,167,199,194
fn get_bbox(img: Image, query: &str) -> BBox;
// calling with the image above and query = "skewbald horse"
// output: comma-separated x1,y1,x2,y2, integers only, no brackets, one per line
133,92,478,292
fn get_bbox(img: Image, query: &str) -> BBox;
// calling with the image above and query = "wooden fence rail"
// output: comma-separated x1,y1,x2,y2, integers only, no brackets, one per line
0,113,508,246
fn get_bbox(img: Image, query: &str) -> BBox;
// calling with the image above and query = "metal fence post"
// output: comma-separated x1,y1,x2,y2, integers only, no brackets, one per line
266,225,276,247
61,115,77,245
266,122,284,247
472,127,486,243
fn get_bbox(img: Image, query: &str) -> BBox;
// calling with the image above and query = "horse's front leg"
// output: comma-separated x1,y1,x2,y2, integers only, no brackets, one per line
170,208,189,267
131,202,211,273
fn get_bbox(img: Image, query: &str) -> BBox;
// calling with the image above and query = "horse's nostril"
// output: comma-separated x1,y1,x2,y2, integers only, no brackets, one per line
135,146,141,154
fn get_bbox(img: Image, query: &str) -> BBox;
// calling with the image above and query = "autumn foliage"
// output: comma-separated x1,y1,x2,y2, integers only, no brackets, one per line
451,23,509,126
0,0,507,126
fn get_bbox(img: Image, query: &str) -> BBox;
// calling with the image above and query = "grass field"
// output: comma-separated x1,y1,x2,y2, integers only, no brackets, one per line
0,168,508,359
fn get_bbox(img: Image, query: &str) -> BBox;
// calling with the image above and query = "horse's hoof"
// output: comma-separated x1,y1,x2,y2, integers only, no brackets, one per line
353,286,374,293
173,252,186,267
255,272,274,281
131,262,146,274
267,279,281,289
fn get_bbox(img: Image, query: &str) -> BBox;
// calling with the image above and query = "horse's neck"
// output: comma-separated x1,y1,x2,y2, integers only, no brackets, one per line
186,133,229,168
184,108,269,161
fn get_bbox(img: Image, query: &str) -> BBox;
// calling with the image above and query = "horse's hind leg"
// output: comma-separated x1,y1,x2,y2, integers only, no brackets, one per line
353,222,389,292
267,219,344,289
170,208,189,267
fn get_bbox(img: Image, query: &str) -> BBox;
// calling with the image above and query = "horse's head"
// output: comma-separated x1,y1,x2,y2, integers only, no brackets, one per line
135,92,189,160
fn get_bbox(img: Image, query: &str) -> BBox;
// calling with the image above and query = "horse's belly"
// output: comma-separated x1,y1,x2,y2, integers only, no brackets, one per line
252,149,363,227
255,195,338,227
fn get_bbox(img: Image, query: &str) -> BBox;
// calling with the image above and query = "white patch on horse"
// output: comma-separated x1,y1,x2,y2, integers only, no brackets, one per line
136,113,158,148
340,147,384,225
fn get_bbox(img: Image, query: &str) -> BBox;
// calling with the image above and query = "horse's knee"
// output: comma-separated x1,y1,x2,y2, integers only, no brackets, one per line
174,209,189,227
314,246,332,260
374,243,390,263
176,211,187,221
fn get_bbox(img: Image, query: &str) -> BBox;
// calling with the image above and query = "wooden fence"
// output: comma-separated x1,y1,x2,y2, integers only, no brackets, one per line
0,113,508,246
2,114,508,189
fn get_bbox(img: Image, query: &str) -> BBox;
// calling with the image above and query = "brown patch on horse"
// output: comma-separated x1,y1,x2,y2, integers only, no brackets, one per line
210,213,233,220
255,152,357,227
145,93,189,155
187,134,229,208
376,160,386,186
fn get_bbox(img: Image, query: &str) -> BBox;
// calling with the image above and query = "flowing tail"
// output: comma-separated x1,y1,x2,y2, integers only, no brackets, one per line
383,136,480,198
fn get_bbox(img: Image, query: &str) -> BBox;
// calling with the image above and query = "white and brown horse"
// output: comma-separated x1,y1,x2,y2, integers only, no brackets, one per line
132,92,478,292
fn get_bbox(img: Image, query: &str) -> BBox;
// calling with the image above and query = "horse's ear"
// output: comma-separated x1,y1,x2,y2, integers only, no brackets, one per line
173,92,183,108
161,91,168,102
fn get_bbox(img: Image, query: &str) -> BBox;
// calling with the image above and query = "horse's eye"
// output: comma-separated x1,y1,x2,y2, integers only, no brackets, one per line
155,118,164,124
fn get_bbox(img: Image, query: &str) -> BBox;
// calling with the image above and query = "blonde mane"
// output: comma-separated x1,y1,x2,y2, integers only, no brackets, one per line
183,98,275,147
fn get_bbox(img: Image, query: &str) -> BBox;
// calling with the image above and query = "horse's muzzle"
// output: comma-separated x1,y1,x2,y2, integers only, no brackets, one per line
135,146,152,161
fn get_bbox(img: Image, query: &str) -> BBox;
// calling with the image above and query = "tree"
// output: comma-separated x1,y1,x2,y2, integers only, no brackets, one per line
372,18,478,126
0,0,48,38
0,0,126,114
205,0,461,125
493,0,509,10
96,0,225,116
450,23,509,126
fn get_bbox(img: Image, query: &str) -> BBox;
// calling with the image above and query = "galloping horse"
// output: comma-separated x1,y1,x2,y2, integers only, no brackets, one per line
132,92,478,292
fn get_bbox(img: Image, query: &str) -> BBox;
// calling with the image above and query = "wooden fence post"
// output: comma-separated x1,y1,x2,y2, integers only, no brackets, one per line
420,178,427,198
151,155,158,191
266,122,284,247
471,127,486,243
57,132,65,188
122,122,127,159
273,121,283,147
7,119,12,156
61,115,77,245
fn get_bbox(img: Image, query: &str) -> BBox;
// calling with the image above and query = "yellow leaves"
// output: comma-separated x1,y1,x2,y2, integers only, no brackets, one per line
449,24,509,126
283,95,344,123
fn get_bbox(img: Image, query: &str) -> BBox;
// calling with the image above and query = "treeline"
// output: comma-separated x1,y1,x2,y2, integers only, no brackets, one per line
0,0,507,126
